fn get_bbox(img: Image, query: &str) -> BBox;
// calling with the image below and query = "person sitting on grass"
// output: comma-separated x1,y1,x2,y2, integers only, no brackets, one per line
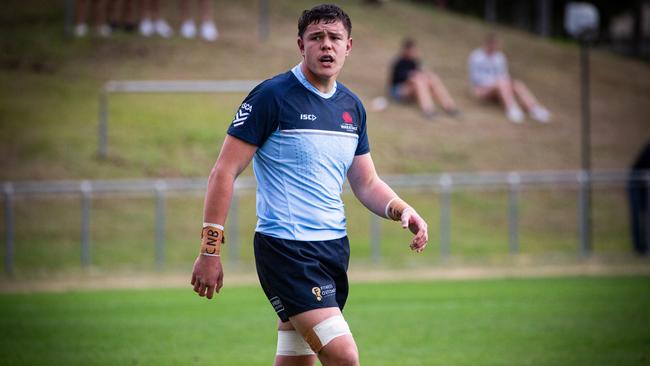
389,38,460,119
468,33,551,124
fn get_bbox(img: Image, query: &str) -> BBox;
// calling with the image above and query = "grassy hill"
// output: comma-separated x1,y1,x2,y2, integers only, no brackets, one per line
1,0,649,181
0,1,648,275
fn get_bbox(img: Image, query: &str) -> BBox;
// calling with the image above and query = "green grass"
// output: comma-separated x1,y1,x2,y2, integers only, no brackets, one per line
0,186,633,277
1,276,649,365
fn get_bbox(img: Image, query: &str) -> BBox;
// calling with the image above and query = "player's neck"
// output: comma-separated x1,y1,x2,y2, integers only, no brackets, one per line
301,63,336,94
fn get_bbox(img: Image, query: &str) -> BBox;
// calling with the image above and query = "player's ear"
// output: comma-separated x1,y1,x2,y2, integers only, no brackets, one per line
346,37,352,56
297,37,305,57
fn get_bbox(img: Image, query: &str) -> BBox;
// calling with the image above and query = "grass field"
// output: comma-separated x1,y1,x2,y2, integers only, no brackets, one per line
1,276,649,366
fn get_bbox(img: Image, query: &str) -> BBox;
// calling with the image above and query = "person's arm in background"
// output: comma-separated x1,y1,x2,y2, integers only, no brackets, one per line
191,135,257,299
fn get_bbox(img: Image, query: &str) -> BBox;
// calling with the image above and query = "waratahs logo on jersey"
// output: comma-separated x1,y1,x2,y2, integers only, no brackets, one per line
340,111,357,131
231,102,253,127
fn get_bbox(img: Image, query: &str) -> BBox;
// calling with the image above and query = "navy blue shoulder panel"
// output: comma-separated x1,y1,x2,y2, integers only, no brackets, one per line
227,72,370,155
226,71,296,147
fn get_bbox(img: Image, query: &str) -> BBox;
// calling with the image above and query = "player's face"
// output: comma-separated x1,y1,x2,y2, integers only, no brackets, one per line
298,20,352,84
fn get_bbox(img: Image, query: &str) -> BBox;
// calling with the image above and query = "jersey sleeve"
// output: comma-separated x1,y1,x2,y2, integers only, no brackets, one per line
226,82,279,147
355,103,370,155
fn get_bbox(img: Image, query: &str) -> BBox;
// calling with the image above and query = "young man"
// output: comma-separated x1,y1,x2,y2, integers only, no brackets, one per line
191,4,428,366
390,37,459,119
468,34,551,123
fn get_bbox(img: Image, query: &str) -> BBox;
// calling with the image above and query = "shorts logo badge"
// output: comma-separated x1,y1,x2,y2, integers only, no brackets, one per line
312,287,322,301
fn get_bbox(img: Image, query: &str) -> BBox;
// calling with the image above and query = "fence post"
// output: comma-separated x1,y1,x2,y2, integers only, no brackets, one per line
98,87,109,159
155,180,166,271
4,183,15,277
259,0,270,41
508,172,521,254
577,170,591,256
439,174,452,259
646,172,650,252
370,213,381,263
228,192,239,265
484,0,497,22
80,180,92,267
64,0,75,36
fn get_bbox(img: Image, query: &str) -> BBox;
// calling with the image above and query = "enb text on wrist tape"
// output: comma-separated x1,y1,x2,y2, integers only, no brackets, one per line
200,223,225,256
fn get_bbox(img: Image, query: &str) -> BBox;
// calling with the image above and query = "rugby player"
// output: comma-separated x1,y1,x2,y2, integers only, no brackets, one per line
191,4,428,365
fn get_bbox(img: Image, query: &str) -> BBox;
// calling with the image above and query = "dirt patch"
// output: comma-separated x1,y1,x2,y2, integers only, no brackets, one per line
2,262,649,294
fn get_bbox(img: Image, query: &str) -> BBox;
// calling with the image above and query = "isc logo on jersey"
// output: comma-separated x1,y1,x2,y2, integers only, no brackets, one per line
231,102,253,127
300,114,317,121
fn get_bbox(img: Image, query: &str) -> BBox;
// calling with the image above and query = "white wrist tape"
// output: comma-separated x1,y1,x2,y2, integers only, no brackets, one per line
203,222,224,230
384,197,398,219
200,253,220,257
303,315,351,353
276,330,315,356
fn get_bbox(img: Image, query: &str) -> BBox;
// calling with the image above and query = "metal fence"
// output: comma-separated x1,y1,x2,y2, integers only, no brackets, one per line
97,79,261,158
2,170,648,276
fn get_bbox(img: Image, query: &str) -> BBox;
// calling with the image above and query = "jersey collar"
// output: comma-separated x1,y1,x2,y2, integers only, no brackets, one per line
291,63,337,99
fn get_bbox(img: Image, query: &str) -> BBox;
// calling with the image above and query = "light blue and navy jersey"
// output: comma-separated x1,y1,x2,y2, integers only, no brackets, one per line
227,64,370,241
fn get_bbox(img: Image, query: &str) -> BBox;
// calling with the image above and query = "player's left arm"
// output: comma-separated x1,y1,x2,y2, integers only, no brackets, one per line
347,153,428,252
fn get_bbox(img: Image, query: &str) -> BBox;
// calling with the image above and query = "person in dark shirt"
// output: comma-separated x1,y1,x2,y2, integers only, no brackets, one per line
627,141,650,255
389,38,459,118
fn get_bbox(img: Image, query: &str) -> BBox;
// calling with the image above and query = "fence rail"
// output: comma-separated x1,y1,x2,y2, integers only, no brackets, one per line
2,170,649,276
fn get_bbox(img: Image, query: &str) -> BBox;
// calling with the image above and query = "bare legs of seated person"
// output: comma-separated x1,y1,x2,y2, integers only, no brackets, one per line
397,70,460,119
473,78,551,123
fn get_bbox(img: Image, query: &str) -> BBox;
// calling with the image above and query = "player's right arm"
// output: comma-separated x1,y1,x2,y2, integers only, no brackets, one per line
191,135,257,300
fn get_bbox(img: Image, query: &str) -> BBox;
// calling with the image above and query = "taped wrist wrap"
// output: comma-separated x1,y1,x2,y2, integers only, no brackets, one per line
200,224,225,257
385,197,411,221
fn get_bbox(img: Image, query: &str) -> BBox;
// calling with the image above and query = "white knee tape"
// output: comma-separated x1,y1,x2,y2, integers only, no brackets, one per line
312,315,351,349
276,330,315,356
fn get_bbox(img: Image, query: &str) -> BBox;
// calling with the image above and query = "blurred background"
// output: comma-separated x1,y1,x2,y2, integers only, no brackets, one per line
0,1,649,365
2,0,649,277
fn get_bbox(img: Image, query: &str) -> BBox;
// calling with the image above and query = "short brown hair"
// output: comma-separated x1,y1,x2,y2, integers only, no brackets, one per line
298,4,352,38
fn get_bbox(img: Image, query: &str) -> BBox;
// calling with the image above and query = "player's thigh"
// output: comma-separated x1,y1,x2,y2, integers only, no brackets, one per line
289,307,341,333
289,307,359,363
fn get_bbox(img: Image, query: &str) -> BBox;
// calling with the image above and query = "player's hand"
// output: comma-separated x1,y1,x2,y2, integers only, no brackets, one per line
401,208,428,253
191,255,223,299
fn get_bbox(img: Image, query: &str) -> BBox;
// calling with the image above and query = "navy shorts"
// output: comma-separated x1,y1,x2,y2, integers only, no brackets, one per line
253,232,350,323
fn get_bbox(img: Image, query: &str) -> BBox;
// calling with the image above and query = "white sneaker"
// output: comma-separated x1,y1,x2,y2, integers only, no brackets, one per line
530,106,551,123
140,18,154,37
97,24,111,37
507,106,524,123
74,23,88,37
200,21,218,42
154,19,173,38
181,20,196,39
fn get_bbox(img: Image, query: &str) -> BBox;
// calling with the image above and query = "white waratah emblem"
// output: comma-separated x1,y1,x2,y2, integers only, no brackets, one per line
232,103,252,127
